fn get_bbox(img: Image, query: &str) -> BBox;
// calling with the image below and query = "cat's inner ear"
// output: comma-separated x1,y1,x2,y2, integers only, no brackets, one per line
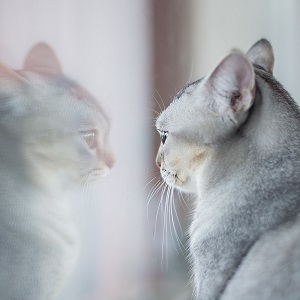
206,51,255,116
247,39,274,73
24,42,62,74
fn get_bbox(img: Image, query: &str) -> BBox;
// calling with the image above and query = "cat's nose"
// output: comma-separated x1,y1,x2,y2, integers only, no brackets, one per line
156,154,161,168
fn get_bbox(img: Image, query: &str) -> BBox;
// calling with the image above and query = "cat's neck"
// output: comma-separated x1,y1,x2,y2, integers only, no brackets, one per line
0,169,75,207
242,71,300,151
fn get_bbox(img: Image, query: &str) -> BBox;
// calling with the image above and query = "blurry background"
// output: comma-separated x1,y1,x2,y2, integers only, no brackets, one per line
0,0,299,299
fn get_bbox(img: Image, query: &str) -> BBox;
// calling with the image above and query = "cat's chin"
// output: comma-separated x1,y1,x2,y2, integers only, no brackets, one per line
164,177,197,194
84,167,111,182
174,182,197,194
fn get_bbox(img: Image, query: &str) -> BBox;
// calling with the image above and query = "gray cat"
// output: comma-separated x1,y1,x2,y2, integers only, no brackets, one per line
155,39,300,299
0,43,114,299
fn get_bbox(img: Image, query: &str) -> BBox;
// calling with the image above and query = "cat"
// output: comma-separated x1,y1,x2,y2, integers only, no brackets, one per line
155,39,300,300
0,43,114,299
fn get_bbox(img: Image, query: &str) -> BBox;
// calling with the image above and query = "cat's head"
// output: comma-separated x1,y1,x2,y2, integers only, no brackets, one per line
155,39,274,193
0,43,114,189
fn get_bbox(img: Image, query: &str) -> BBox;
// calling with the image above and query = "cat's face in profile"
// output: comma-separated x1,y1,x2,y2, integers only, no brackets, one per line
155,82,211,194
0,43,114,189
156,50,256,193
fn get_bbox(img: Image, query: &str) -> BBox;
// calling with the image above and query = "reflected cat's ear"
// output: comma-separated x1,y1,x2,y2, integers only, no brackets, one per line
0,62,26,82
247,39,274,73
24,43,62,74
205,51,255,116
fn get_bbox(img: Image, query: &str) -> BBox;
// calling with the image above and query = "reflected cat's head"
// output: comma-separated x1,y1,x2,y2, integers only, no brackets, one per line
0,43,114,188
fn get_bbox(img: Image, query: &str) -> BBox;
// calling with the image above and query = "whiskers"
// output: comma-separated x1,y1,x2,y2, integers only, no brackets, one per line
74,172,97,227
148,89,166,123
145,173,189,269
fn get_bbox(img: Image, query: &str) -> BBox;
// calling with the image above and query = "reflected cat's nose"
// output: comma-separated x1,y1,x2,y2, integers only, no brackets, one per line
105,152,115,169
95,159,112,178
97,148,115,169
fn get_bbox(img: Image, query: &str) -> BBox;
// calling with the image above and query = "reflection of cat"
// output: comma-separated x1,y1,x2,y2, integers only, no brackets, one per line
0,43,114,299
156,39,300,299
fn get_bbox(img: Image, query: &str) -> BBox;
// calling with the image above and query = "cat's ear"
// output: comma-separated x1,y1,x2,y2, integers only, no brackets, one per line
24,43,62,74
0,62,26,82
247,39,274,73
205,51,255,116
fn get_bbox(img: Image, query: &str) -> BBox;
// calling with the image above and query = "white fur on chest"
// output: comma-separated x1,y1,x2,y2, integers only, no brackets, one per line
189,186,230,252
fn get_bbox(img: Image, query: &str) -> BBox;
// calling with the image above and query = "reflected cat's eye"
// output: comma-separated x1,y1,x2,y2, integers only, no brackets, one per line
81,130,97,149
159,130,168,144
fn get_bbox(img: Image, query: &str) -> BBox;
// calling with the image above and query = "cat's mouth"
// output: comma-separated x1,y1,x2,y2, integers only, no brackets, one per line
85,167,111,182
161,168,184,187
160,167,197,193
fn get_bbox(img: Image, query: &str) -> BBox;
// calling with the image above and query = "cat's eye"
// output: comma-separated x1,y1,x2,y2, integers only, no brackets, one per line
81,130,97,149
159,130,168,144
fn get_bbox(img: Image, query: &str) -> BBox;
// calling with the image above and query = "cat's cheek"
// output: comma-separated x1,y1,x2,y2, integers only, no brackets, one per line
159,158,198,193
176,175,198,194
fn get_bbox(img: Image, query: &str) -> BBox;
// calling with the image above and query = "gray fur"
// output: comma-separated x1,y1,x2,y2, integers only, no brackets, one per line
0,44,113,299
155,39,300,299
247,39,275,73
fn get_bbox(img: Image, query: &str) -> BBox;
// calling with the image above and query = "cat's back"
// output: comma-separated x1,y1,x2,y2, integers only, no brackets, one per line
220,214,300,300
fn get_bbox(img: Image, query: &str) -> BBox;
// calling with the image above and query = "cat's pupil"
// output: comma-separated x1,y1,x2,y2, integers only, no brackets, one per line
160,131,168,144
81,130,97,149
